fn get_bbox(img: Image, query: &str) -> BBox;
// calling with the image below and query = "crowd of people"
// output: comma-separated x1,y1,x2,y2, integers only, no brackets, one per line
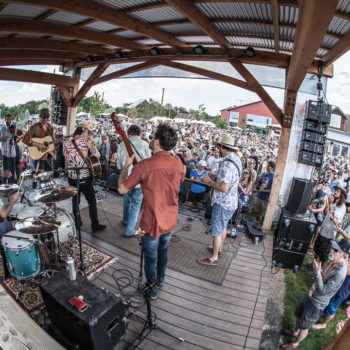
0,108,350,344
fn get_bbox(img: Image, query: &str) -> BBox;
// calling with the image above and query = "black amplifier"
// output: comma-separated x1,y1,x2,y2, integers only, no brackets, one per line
305,100,332,124
300,141,324,154
299,151,323,166
40,271,127,350
302,120,327,134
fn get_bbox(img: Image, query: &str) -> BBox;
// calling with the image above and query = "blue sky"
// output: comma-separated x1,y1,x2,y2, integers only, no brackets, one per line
0,51,349,116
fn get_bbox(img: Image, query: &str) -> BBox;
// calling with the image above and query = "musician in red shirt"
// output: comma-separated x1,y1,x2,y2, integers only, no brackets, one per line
118,124,185,300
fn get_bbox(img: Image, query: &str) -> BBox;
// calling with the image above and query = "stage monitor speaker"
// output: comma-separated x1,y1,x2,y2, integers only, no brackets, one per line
285,178,314,215
105,172,120,191
40,271,127,350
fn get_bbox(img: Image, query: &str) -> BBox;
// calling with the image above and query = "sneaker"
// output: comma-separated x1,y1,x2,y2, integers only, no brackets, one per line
158,281,164,288
92,224,107,233
124,228,141,238
150,289,158,300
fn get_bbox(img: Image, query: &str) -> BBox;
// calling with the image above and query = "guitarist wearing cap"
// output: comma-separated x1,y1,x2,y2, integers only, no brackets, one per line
65,124,106,234
22,108,55,171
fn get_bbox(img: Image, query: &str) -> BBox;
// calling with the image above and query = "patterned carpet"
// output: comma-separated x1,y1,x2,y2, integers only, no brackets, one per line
0,239,116,313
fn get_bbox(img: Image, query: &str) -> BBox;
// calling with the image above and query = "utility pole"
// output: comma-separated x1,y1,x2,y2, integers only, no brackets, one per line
160,88,165,116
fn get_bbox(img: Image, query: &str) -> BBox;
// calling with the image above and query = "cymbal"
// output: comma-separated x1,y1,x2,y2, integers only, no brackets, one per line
37,186,77,203
16,216,61,235
20,170,33,179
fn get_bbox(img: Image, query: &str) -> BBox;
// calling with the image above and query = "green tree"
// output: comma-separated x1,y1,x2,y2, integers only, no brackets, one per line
78,91,111,117
238,117,247,130
213,116,228,129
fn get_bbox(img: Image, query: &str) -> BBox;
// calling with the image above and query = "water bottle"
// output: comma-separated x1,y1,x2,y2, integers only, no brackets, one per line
32,173,38,189
254,236,259,245
66,254,76,281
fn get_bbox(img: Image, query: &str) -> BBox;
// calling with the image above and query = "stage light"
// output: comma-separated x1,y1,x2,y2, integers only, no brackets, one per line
114,50,124,59
85,55,93,63
243,47,256,57
193,45,205,55
149,47,161,56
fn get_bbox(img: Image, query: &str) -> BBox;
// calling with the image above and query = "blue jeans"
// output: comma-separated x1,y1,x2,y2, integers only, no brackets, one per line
123,188,143,236
141,232,173,296
2,156,16,183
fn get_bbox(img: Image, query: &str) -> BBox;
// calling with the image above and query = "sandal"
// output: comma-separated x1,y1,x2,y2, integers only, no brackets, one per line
207,246,223,256
197,257,218,266
281,343,299,349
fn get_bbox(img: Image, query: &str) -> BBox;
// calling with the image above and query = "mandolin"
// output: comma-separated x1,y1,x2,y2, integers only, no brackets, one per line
110,112,137,166
28,134,72,160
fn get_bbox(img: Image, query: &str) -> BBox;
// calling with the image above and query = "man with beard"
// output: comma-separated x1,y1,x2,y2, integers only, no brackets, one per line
0,114,17,183
117,125,151,237
314,186,347,268
197,135,242,266
118,124,184,300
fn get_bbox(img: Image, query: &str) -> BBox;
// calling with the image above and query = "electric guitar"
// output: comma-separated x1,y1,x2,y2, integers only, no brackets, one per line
28,134,72,160
110,112,137,166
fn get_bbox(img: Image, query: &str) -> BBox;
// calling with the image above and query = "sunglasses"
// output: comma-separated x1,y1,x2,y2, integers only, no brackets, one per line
41,116,49,119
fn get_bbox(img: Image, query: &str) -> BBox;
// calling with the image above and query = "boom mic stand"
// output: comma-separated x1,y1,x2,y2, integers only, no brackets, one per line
128,279,184,349
66,166,89,277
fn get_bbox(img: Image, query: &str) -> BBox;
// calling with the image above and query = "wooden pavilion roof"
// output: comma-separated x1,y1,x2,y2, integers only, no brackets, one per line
0,0,349,105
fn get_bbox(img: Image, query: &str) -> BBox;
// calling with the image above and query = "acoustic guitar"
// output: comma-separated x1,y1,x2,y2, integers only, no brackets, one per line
86,153,102,181
28,135,72,160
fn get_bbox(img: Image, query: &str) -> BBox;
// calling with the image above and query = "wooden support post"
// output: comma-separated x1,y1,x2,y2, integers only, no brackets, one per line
262,91,296,231
66,68,80,134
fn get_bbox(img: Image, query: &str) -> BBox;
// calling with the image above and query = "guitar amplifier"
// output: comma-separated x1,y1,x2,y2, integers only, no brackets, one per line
40,271,127,350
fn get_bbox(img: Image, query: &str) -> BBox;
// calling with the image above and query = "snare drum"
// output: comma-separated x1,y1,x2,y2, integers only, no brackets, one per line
1,231,40,279
54,208,76,243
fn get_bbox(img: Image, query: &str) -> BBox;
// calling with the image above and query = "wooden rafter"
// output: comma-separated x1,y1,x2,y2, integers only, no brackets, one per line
35,9,56,20
0,18,147,51
271,0,279,55
157,60,252,91
74,19,95,27
0,2,8,11
228,60,283,123
73,62,110,106
286,0,339,93
0,49,85,60
165,0,232,49
0,38,115,55
322,29,350,65
93,61,159,85
11,0,188,48
0,67,76,86
0,59,66,66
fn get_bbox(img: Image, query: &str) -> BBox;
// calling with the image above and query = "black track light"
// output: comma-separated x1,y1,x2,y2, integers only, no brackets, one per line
114,50,124,59
193,45,206,55
243,47,256,57
149,47,163,56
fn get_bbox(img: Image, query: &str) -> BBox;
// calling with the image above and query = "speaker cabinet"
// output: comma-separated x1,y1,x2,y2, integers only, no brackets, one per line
285,178,314,215
273,210,316,269
40,271,126,350
305,100,332,124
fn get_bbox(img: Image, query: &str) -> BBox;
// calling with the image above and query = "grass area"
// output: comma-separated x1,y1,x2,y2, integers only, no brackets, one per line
282,256,347,349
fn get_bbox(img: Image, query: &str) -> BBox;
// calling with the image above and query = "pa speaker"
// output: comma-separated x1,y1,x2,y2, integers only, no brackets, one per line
285,178,314,215
40,271,126,350
305,100,332,124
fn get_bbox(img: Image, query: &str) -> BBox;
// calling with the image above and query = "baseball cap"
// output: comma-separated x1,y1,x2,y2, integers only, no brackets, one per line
338,239,350,254
198,160,207,167
331,240,343,253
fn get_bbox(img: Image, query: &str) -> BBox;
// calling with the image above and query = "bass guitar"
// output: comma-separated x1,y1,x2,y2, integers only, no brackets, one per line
110,112,137,166
28,134,72,160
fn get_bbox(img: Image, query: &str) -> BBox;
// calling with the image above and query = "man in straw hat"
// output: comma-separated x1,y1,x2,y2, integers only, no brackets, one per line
197,134,242,266
65,124,106,234
313,185,347,269
23,108,55,171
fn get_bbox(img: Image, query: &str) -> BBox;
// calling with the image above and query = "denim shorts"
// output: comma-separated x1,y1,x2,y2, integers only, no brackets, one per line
323,294,344,316
211,203,234,237
294,293,323,330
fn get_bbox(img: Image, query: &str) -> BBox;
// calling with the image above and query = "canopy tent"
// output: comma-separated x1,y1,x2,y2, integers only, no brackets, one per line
205,121,216,127
149,116,172,122
174,118,190,124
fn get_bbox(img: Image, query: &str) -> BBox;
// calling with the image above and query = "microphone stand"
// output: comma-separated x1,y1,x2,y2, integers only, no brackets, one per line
66,166,89,277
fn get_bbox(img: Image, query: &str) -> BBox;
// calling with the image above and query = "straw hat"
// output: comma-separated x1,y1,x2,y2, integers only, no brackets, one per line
76,123,92,133
333,185,347,199
215,134,237,150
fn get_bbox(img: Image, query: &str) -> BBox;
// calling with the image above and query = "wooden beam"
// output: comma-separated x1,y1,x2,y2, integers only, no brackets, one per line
0,49,85,60
0,59,65,66
271,0,279,55
56,86,73,107
158,60,252,91
322,28,350,65
66,69,81,134
74,18,95,27
286,0,338,93
35,9,56,20
0,37,115,55
73,62,110,106
165,0,232,49
93,61,159,85
0,67,76,86
12,0,188,48
228,60,283,123
0,17,147,51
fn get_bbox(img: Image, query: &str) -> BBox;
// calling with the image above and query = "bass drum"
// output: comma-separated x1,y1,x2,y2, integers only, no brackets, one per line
54,208,76,244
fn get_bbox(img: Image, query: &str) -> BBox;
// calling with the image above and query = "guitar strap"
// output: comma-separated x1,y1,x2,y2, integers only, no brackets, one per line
71,139,92,177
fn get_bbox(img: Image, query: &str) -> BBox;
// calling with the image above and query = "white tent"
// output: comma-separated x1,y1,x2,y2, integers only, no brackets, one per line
174,118,189,123
150,116,172,122
77,111,90,117
206,121,215,127
233,126,242,130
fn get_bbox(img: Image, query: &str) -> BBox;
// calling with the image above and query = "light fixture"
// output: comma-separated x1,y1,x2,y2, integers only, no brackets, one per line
193,45,206,55
149,47,163,56
284,218,290,227
175,50,183,56
222,52,230,58
85,55,93,63
243,46,256,57
114,50,124,59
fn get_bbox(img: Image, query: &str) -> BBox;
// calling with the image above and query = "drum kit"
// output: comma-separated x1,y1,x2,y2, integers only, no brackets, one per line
1,170,78,281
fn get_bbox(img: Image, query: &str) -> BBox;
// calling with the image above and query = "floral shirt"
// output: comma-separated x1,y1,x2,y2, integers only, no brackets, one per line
212,152,242,211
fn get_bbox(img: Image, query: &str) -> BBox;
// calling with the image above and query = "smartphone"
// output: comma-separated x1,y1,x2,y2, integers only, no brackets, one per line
69,297,88,312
